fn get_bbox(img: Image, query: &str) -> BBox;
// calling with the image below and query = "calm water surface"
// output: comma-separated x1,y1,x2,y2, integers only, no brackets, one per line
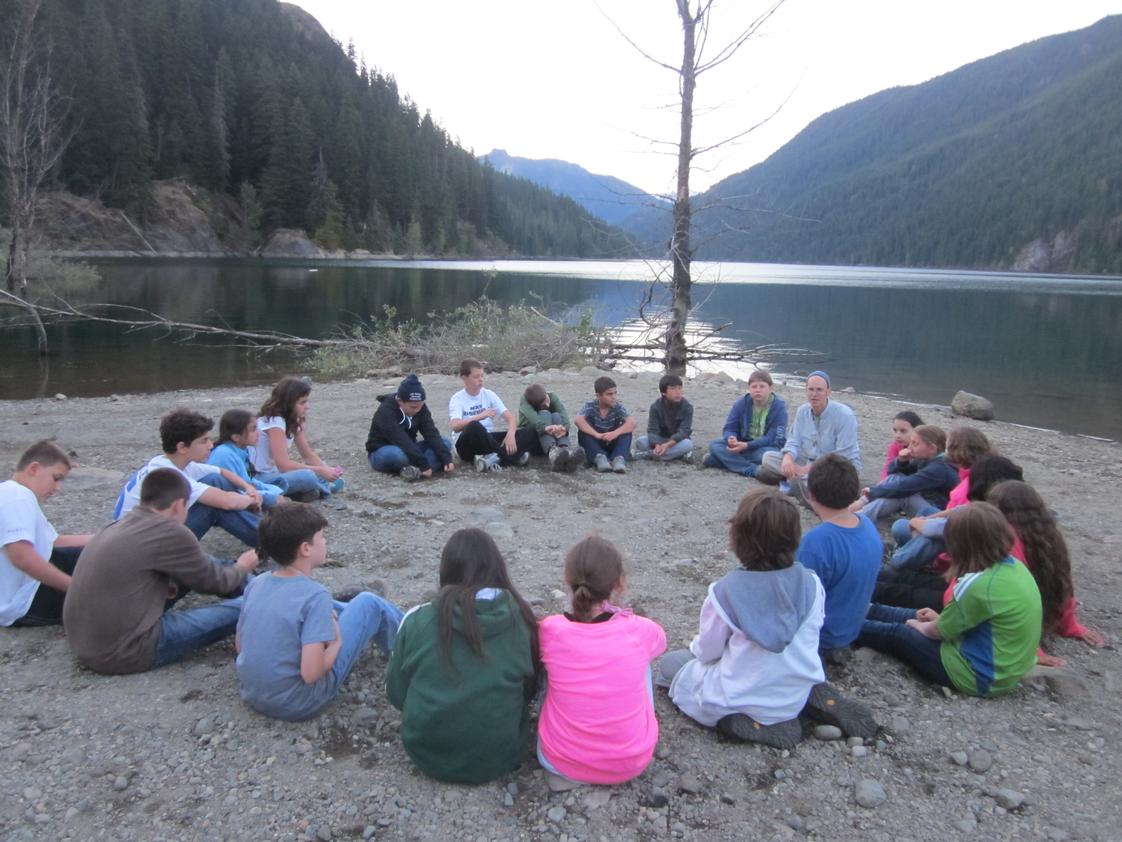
2,258,1119,439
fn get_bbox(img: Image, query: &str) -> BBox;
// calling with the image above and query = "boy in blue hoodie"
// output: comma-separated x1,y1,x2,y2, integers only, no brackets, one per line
704,370,787,477
853,425,959,524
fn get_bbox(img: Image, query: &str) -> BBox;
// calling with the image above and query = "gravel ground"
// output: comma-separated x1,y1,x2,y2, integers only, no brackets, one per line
1,369,1120,842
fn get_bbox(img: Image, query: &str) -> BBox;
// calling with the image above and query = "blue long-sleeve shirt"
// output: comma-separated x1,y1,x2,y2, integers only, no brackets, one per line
781,400,862,471
867,455,960,509
207,442,284,503
720,394,787,451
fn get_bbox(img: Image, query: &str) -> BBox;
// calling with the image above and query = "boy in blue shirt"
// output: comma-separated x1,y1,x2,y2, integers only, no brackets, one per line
797,454,883,666
235,503,404,720
573,376,637,473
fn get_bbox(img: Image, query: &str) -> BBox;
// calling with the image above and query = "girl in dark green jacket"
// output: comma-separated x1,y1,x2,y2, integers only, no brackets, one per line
387,528,539,783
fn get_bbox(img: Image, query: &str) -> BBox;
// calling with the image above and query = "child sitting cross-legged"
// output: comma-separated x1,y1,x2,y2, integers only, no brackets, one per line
235,504,403,721
537,537,667,791
857,502,1042,697
387,529,539,783
659,488,876,749
635,374,695,462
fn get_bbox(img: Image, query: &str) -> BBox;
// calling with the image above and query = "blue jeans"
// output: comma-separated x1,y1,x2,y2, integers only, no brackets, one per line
862,492,933,525
255,467,331,498
152,597,243,668
528,410,571,455
577,431,632,464
320,593,404,699
368,438,452,474
889,509,944,570
707,440,777,477
636,435,694,461
856,603,951,687
185,474,260,547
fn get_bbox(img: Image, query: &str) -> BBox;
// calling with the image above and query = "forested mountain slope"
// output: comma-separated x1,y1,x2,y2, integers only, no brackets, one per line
14,0,625,257
621,15,1122,273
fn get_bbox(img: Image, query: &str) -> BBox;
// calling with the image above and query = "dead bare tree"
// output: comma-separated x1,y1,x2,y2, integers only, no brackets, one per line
0,0,72,353
605,0,786,374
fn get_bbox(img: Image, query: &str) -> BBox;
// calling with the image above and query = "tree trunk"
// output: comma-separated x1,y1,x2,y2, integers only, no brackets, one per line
666,0,696,375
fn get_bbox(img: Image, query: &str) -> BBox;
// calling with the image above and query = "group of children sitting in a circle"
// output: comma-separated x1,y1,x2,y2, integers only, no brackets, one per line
0,364,1102,790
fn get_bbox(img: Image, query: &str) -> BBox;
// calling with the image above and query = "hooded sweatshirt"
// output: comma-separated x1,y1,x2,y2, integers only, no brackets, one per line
669,564,825,727
386,589,537,784
867,454,961,510
364,394,452,469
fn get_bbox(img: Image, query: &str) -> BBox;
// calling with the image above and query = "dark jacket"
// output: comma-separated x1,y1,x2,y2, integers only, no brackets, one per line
386,591,537,784
867,455,960,509
647,397,694,442
721,394,787,451
365,395,452,469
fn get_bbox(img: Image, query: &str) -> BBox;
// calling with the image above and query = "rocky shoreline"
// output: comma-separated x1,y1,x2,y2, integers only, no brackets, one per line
1,369,1120,841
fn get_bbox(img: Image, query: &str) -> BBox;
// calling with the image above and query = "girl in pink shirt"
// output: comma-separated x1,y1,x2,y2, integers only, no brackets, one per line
537,537,666,790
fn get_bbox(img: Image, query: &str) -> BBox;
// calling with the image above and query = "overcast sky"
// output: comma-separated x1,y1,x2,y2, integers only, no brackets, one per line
290,1,1122,196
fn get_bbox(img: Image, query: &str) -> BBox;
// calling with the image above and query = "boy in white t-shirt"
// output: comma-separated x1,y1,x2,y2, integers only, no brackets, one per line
1,441,93,627
116,409,262,547
448,358,535,473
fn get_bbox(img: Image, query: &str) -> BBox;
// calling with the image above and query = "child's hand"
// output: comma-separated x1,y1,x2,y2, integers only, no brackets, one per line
1080,627,1107,647
908,516,928,534
235,550,260,574
905,618,940,639
898,447,911,459
1037,651,1066,668
916,607,940,623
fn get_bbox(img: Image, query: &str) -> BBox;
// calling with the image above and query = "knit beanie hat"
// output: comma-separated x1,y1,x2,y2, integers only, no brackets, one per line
397,374,426,402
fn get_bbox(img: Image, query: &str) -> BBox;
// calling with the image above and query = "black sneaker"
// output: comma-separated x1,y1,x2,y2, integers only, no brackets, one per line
399,465,422,482
717,714,803,749
801,682,878,740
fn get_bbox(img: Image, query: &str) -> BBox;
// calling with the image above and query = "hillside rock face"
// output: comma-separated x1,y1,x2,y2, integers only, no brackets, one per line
37,180,244,255
257,229,324,258
1013,231,1076,273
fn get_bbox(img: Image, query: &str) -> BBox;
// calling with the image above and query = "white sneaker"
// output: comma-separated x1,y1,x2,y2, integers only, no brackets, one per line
473,454,489,473
611,456,627,474
595,453,611,472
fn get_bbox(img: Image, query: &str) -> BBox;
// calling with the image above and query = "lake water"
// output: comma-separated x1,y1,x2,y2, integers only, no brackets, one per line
2,258,1120,440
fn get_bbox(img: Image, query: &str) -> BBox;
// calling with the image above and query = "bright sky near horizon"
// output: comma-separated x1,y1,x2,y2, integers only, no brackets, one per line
289,1,1122,196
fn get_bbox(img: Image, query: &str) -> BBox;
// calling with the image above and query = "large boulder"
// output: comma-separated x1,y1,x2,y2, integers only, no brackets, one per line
257,228,324,258
951,390,995,421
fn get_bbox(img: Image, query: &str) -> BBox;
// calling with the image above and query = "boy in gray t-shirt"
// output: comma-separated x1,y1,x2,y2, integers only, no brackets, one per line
235,504,403,721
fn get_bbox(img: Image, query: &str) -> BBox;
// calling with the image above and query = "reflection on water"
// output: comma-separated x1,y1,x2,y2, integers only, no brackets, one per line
1,258,1120,439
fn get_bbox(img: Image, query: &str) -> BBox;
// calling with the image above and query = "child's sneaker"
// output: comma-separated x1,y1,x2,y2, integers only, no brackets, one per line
681,450,694,464
801,682,878,740
329,477,346,494
548,446,563,470
717,714,802,749
474,453,502,473
563,447,584,472
611,456,627,474
594,453,611,472
516,451,531,467
756,465,783,485
701,453,717,469
399,465,422,482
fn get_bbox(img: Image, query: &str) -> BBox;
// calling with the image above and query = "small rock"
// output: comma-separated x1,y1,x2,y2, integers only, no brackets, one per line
950,751,969,767
9,742,31,761
362,827,376,840
550,589,566,601
720,792,736,805
954,818,977,834
316,826,333,842
785,814,804,831
851,746,868,758
112,775,130,792
22,787,42,801
951,390,995,421
1043,670,1090,701
645,788,669,808
193,716,216,737
677,772,702,795
968,749,993,773
505,782,518,796
583,789,612,810
547,805,567,823
890,715,910,734
854,779,886,808
502,792,514,808
813,725,843,741
988,788,1025,811
352,707,379,727
55,393,68,400
484,521,514,540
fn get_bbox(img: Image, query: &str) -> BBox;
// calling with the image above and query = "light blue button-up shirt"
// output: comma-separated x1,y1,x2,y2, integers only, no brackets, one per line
781,400,862,470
